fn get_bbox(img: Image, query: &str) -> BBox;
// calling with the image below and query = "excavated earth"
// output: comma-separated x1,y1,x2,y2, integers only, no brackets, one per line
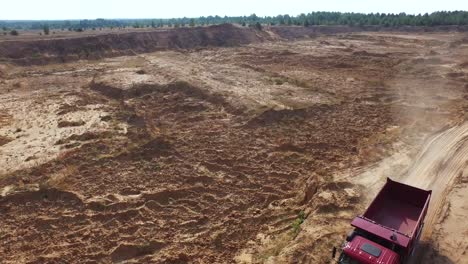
0,25,467,263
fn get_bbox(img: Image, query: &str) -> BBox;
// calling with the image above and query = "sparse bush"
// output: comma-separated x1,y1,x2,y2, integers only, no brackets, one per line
9,30,18,36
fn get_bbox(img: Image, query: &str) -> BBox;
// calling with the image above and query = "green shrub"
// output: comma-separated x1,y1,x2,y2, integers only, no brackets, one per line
291,210,306,236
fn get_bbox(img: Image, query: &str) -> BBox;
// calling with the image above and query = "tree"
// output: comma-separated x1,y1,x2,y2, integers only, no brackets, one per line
249,13,258,22
0,11,465,32
254,22,262,31
43,25,50,35
189,18,195,27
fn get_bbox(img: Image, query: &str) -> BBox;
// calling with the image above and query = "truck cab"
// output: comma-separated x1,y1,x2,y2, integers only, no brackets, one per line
337,178,431,264
339,234,400,264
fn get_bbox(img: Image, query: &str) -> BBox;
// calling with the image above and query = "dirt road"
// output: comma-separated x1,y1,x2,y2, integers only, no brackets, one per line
405,123,468,264
404,123,468,227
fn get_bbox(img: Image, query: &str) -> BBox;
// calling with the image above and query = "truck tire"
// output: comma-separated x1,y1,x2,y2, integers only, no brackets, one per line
346,230,356,242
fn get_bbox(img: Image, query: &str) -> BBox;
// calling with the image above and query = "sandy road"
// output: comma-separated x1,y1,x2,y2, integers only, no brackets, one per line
346,122,468,264
401,122,468,238
343,122,468,263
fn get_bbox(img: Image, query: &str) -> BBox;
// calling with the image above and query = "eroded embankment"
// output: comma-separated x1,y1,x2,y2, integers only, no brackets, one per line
0,24,269,65
270,25,468,39
1,24,467,66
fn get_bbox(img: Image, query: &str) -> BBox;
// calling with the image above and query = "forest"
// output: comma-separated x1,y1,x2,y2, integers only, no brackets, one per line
1,11,467,31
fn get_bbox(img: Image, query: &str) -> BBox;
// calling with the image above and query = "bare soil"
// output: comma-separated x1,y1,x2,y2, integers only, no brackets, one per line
0,26,466,263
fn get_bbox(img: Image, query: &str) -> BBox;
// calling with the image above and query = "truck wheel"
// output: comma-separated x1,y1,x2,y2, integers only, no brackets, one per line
345,231,356,242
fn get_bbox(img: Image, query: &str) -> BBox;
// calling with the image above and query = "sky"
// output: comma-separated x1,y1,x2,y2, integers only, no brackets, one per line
1,0,467,20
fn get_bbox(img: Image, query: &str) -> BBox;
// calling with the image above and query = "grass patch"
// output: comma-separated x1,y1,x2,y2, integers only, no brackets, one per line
291,210,306,237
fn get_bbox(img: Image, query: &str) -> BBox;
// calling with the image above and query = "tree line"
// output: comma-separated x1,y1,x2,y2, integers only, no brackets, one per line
1,11,467,33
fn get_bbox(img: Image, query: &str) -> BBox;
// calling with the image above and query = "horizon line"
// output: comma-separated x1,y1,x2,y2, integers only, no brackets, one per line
1,10,467,21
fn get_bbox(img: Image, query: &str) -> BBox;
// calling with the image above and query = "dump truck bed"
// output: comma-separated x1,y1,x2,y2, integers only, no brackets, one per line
367,197,422,235
352,178,431,250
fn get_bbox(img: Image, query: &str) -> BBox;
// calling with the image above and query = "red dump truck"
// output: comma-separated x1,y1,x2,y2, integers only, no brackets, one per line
335,178,432,264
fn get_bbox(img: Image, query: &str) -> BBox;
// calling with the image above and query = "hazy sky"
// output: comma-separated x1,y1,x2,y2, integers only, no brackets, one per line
1,0,467,20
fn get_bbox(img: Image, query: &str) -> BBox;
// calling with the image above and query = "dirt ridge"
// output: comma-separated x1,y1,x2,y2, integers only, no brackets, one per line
2,24,467,66
0,24,269,65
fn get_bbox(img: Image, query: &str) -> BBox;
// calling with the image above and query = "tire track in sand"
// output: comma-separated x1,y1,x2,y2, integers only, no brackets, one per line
401,122,468,238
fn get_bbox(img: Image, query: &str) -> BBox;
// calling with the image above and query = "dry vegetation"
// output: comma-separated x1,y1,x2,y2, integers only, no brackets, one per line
0,26,467,263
